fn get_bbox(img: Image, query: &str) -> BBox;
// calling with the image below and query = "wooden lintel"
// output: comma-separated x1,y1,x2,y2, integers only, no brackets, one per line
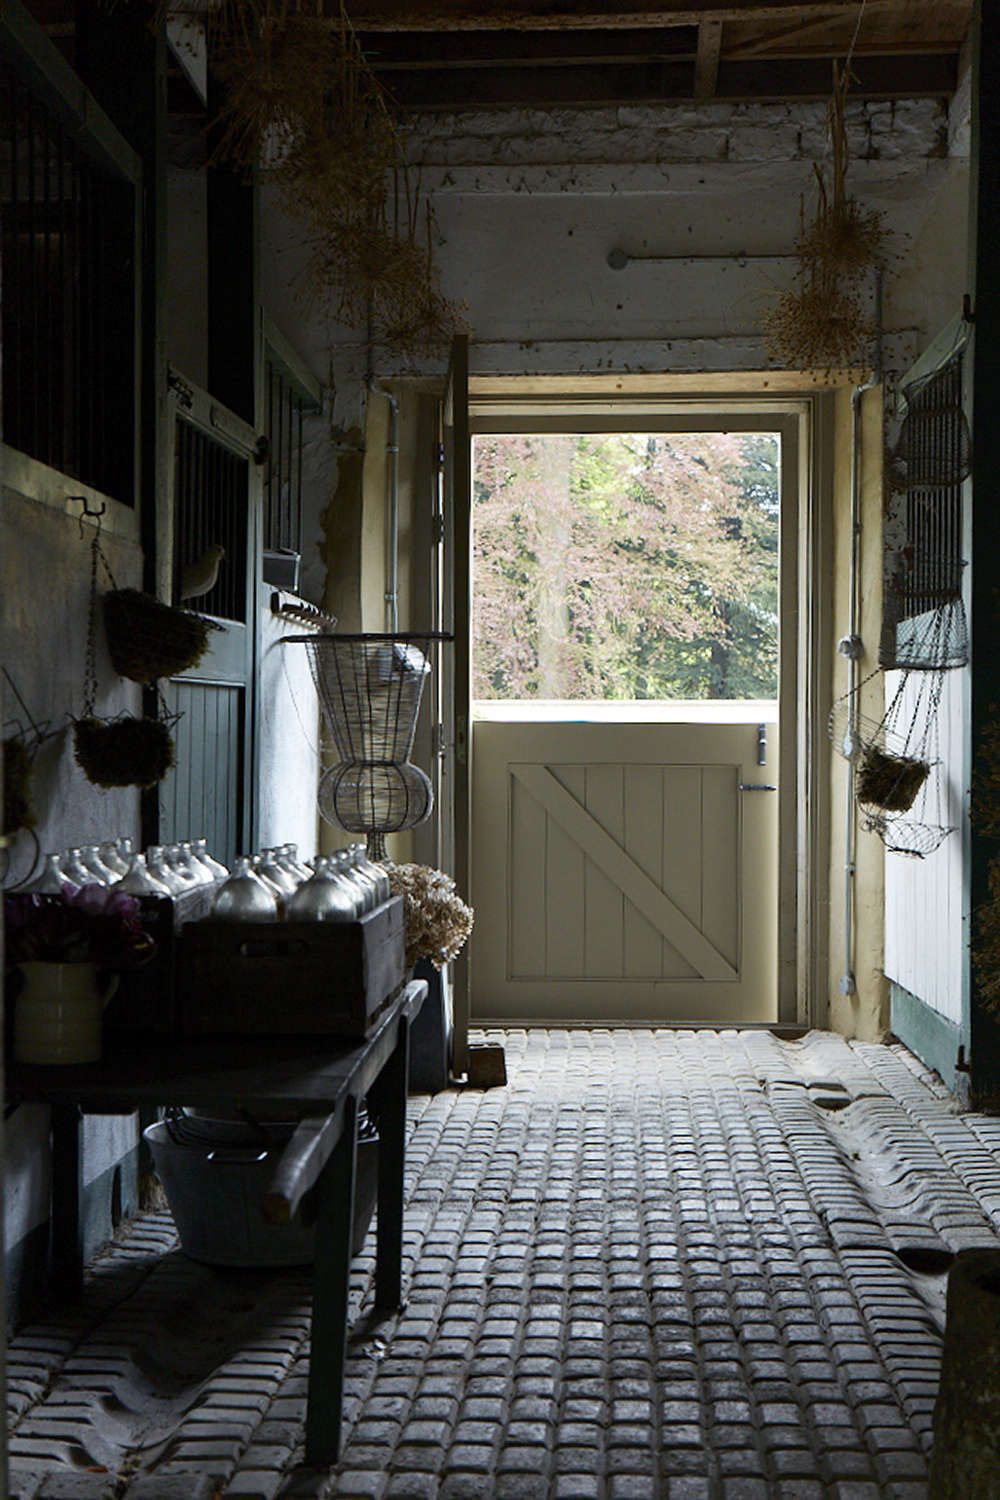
694,18,723,99
375,51,958,109
358,25,698,66
346,0,905,32
725,0,892,59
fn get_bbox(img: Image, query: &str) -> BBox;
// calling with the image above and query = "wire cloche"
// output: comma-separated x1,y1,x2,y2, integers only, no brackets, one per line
289,633,444,861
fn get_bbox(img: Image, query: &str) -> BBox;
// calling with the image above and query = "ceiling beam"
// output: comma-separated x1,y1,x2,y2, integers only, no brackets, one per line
358,26,698,66
694,19,723,98
347,1,907,32
725,2,893,58
376,51,957,108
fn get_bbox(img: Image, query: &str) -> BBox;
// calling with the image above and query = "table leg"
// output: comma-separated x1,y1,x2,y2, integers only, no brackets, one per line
373,1014,410,1311
305,1093,357,1467
50,1105,83,1298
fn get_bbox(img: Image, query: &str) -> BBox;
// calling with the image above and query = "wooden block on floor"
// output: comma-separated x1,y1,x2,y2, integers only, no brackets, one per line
467,1044,507,1089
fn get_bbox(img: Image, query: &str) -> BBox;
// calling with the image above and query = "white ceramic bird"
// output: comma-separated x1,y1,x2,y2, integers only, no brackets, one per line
180,543,225,601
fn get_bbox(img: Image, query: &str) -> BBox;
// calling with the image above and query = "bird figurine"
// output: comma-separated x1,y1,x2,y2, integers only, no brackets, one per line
179,543,225,601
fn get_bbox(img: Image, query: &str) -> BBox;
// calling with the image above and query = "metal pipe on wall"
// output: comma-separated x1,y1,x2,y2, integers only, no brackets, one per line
841,340,882,998
368,380,400,634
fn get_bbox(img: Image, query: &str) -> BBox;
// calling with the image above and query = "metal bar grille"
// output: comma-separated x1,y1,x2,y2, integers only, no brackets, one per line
1,60,135,503
173,415,249,622
263,354,306,554
899,352,967,619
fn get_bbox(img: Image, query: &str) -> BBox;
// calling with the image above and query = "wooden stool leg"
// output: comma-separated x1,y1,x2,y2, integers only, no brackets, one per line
305,1094,357,1466
373,1015,410,1311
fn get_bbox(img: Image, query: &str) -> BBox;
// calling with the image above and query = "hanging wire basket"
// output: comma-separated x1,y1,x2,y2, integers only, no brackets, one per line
855,744,929,813
859,812,954,859
830,668,957,857
879,591,968,672
102,589,214,683
828,698,921,766
885,399,972,494
73,713,176,789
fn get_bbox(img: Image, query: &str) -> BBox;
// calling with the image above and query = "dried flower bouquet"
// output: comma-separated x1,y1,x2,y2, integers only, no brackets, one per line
385,862,473,971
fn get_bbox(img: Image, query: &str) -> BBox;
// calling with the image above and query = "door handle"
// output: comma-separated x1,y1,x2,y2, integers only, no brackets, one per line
739,783,777,792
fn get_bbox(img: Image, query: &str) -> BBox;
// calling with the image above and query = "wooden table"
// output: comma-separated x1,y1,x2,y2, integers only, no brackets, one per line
5,979,427,1464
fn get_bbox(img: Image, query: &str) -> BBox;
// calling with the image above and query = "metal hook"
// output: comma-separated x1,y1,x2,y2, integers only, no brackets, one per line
70,495,106,539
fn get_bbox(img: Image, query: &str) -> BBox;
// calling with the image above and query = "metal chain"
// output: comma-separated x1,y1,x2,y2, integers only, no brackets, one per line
81,515,122,720
82,527,101,719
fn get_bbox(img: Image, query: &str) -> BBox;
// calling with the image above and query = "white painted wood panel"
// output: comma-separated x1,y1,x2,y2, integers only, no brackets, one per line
884,665,967,1024
472,719,777,1022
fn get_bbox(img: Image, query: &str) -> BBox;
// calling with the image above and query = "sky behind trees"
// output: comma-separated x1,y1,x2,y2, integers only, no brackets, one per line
472,430,780,702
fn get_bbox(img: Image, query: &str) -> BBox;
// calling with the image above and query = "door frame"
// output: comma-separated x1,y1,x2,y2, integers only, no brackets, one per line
159,366,263,860
444,379,835,1067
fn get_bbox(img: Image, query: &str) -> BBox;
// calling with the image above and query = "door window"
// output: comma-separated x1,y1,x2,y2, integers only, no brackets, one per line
472,430,780,707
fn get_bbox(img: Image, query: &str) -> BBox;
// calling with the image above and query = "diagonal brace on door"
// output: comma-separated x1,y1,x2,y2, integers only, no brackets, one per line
512,764,738,982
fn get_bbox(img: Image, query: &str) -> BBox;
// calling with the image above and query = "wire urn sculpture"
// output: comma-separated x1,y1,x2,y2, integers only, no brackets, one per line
292,633,439,860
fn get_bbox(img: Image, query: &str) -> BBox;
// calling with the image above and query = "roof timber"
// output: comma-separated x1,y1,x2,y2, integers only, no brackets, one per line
372,53,957,109
694,18,723,99
346,0,964,29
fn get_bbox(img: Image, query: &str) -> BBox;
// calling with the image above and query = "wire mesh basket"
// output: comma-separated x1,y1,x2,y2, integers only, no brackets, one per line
859,812,954,858
879,592,968,672
102,589,213,683
885,401,971,494
287,633,446,858
317,760,432,838
299,634,432,761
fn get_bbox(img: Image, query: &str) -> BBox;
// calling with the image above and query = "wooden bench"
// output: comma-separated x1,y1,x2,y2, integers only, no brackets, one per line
6,979,427,1464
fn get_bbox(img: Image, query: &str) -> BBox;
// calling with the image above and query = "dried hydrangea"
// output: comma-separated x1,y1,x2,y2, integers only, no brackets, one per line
385,862,474,970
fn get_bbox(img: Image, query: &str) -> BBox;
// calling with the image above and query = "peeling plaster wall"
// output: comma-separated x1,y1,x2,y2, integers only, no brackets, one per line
827,387,889,1042
1,483,144,1328
256,87,970,1037
257,92,965,610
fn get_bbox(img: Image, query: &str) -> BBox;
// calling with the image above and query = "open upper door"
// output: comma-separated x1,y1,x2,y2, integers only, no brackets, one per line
437,335,471,1075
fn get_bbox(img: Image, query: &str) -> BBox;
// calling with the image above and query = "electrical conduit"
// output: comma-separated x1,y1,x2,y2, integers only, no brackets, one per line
368,380,400,634
841,371,881,997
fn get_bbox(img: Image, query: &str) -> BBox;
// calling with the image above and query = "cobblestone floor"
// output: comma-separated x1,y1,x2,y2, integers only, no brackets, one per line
7,1027,1000,1500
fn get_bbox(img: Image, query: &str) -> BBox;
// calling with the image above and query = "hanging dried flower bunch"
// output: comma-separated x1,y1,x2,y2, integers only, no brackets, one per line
766,62,886,371
197,0,465,359
385,862,474,970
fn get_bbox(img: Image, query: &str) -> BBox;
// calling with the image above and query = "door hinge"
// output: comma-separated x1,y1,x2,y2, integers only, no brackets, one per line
434,441,445,472
431,722,446,757
432,513,445,544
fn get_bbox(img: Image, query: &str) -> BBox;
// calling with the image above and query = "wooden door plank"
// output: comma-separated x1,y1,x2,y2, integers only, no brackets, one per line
623,765,666,977
701,764,740,969
509,770,548,976
583,765,625,978
513,763,737,981
546,766,588,977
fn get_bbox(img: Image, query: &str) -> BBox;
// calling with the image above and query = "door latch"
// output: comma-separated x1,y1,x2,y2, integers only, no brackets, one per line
739,783,777,792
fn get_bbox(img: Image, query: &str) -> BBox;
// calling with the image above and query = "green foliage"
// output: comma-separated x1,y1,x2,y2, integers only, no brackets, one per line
472,430,780,702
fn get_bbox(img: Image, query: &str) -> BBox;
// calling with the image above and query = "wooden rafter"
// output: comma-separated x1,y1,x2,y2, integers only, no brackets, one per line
725,1,892,59
694,18,723,98
346,1,909,32
370,51,956,108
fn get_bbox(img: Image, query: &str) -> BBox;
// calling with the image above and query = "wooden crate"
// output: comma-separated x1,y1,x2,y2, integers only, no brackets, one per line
176,896,406,1039
106,885,217,1037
